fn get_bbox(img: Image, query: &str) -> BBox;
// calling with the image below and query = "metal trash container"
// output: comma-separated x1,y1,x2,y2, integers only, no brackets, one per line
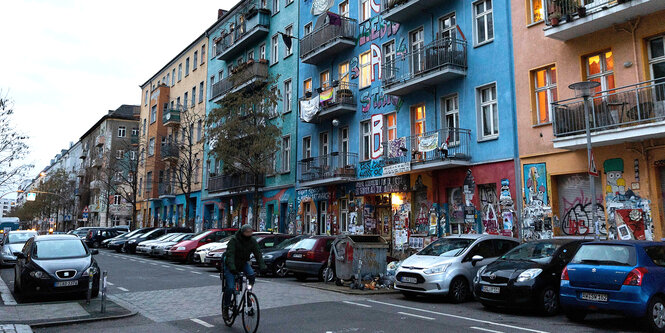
333,235,388,281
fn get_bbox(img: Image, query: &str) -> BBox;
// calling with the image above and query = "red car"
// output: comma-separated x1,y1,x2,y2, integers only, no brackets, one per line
286,236,335,281
169,228,237,263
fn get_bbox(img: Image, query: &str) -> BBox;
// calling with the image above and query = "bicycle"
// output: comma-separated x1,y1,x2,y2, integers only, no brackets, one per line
222,271,260,333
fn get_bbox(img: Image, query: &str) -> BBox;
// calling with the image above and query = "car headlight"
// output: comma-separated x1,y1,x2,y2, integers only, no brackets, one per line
176,246,186,251
516,268,543,282
83,266,99,276
423,263,449,275
29,271,49,279
263,254,273,260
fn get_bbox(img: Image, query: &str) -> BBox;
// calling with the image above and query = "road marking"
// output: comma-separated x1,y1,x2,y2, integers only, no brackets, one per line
191,271,202,275
190,318,214,328
210,274,219,278
106,282,115,286
471,327,504,333
365,300,549,333
161,265,170,268
398,312,435,321
175,268,185,271
342,301,372,308
117,287,129,292
150,263,158,266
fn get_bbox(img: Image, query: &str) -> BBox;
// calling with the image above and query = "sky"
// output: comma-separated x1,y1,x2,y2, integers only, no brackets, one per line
0,0,237,187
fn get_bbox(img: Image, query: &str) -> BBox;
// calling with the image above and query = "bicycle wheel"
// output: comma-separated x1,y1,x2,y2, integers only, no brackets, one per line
222,292,237,327
242,292,260,333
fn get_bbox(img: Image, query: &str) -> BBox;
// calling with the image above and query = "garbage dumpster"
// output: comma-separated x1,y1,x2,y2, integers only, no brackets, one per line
333,235,388,281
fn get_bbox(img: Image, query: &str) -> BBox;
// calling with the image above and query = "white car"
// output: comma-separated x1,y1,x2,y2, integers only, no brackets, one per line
136,233,181,254
195,236,233,264
151,233,193,257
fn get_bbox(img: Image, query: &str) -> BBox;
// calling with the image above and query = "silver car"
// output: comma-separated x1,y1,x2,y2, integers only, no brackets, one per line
1,230,38,266
394,234,519,302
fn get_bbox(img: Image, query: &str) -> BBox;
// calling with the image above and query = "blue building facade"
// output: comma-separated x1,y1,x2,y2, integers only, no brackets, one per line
202,0,300,232
295,0,519,247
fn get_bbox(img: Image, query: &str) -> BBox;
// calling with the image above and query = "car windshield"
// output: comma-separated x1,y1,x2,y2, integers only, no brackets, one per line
141,229,162,238
72,230,87,236
571,244,636,266
173,234,192,242
191,231,213,241
292,238,318,250
418,238,474,257
155,234,176,241
33,239,88,259
501,241,562,264
275,237,302,250
123,229,143,238
7,232,37,244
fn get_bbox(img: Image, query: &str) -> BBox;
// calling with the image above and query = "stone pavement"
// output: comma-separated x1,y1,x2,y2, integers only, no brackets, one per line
0,325,32,333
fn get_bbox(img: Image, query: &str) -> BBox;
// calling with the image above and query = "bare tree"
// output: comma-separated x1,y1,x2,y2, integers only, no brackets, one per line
0,94,32,193
102,138,140,228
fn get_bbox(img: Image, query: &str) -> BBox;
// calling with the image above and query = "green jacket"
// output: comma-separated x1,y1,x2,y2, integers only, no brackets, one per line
224,231,267,272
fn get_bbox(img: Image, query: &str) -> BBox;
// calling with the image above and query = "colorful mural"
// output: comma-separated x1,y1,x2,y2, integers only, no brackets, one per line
524,163,548,205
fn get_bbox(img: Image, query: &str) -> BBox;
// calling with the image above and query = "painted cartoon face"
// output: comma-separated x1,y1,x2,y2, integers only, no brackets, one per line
606,171,622,184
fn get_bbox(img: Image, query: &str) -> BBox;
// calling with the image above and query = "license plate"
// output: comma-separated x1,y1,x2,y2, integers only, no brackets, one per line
581,292,608,302
54,280,79,287
482,285,501,294
292,253,303,258
400,276,417,284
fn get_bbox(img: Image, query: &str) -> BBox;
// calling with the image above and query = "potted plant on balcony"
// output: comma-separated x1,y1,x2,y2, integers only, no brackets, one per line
549,12,561,26
577,0,587,17
259,58,269,64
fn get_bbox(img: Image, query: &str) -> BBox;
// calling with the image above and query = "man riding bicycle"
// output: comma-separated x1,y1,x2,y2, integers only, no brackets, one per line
222,224,267,320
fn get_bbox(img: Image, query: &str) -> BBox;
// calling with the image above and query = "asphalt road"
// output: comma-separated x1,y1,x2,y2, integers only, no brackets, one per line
0,249,649,332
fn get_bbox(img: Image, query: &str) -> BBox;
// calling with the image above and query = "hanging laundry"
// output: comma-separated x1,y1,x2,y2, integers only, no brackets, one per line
418,132,438,152
300,95,320,122
327,11,342,26
319,87,334,103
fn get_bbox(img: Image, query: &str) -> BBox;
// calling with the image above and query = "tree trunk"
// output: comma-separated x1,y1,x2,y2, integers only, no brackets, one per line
252,173,260,230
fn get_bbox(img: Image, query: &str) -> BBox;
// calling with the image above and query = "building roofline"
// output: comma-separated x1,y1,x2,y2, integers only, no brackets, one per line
139,32,209,89
79,105,139,141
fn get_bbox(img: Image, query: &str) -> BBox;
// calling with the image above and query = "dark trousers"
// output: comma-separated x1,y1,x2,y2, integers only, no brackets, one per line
223,262,255,307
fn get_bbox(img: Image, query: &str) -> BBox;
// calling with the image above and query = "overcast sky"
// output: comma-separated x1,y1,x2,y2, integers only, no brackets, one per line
0,0,237,186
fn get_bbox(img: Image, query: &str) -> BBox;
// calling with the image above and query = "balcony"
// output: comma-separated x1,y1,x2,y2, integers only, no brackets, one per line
382,128,471,171
130,134,139,146
162,108,181,127
552,80,665,149
208,173,265,194
298,152,357,187
382,38,467,96
214,8,271,61
300,82,357,123
380,0,437,23
95,135,105,147
158,182,176,198
544,0,665,41
211,61,269,101
161,144,179,162
79,149,87,159
300,16,356,65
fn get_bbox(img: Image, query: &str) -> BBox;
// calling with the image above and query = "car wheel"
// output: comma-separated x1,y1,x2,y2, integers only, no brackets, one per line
401,291,418,300
295,273,308,282
540,286,559,316
564,310,587,323
646,295,665,332
449,277,469,303
186,251,195,264
274,260,288,278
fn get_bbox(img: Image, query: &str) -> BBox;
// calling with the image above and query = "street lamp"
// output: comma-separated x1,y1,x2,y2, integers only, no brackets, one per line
568,81,601,240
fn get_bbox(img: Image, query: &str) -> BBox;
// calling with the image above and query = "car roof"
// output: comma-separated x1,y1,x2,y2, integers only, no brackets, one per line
34,234,82,241
7,230,37,234
443,234,517,241
584,240,665,247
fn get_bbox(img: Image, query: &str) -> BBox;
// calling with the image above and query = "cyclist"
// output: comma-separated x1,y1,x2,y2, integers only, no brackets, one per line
222,224,267,319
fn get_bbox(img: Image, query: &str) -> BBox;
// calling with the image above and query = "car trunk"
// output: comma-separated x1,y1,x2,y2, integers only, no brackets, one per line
568,264,632,291
288,239,326,262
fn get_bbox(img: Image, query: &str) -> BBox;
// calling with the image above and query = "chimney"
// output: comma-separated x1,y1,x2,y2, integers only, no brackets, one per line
218,9,227,19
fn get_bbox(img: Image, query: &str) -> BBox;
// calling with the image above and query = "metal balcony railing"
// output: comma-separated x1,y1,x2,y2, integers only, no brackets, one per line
552,80,665,137
298,152,358,183
382,37,467,88
214,7,271,60
382,128,471,165
130,134,139,145
208,173,265,193
160,144,179,160
544,0,623,26
211,79,234,100
162,107,181,126
158,182,176,197
299,16,356,60
320,81,357,109
211,61,269,100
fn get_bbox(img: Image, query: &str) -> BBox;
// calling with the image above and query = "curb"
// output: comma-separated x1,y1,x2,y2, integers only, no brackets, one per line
0,273,17,306
26,310,138,328
303,283,400,295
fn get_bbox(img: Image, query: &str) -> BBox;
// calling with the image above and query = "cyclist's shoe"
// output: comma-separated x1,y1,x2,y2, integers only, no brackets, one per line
222,306,230,320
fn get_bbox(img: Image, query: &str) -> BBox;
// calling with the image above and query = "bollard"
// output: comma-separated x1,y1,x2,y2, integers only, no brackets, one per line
86,271,93,305
101,271,107,313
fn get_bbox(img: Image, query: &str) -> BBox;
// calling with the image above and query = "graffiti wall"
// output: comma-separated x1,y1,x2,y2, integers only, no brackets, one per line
557,173,603,236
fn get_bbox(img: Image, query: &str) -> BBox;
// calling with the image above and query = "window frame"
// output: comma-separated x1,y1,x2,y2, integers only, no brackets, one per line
359,50,372,89
473,0,494,46
361,120,371,161
442,93,460,144
477,82,499,140
271,35,279,64
283,79,292,114
532,65,557,125
528,0,544,25
284,25,293,56
281,135,291,173
117,126,126,138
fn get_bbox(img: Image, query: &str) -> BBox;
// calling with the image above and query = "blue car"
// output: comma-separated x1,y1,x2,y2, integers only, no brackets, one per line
560,241,665,332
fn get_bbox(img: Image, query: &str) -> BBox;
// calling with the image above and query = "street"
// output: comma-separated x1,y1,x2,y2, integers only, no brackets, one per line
0,249,648,332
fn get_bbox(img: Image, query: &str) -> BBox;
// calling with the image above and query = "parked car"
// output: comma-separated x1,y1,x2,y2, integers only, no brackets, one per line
112,225,130,233
1,230,38,266
135,233,182,254
150,233,193,257
560,241,665,331
286,236,336,281
106,228,154,252
209,233,291,270
169,228,237,263
474,238,588,315
125,227,192,254
85,228,122,248
13,234,100,300
395,234,519,302
252,235,306,277
197,235,234,264
71,227,103,239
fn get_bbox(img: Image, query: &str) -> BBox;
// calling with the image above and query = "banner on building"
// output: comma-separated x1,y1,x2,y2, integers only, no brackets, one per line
355,175,409,196
383,162,410,176
418,132,438,152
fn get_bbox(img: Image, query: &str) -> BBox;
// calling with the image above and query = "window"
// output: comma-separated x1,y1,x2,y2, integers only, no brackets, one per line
319,132,329,157
303,136,311,171
339,0,349,17
248,49,255,61
339,199,349,233
339,62,349,83
442,94,460,143
383,41,395,80
132,127,139,136
478,83,498,138
281,136,290,172
360,0,371,21
359,51,371,88
130,150,136,160
113,195,121,205
304,78,312,93
118,126,126,138
304,23,313,36
150,105,157,123
193,51,198,70
271,35,279,64
148,138,155,156
116,149,124,159
474,0,494,45
259,43,266,60
410,28,424,73
191,87,196,107
532,66,557,124
585,51,615,94
649,36,665,83
183,92,189,109
197,120,202,141
412,104,426,135
361,120,371,161
178,63,182,81
185,57,190,76
284,79,292,113
142,119,147,135
171,69,176,86
340,127,349,165
385,113,396,140
166,73,170,87
199,82,204,103
273,0,279,13
201,45,205,64
270,87,278,117
144,90,148,105
320,70,330,89
529,0,544,24
439,13,456,39
285,25,293,56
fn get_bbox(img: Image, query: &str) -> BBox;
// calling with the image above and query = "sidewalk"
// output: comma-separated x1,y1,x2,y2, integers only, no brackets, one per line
0,325,32,333
303,282,399,295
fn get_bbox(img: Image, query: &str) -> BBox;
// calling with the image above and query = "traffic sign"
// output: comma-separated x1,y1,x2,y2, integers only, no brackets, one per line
26,192,36,201
83,206,89,213
82,212,89,219
589,150,599,177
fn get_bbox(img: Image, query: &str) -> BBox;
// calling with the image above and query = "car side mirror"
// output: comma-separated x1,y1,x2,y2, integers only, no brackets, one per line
90,249,99,255
13,252,25,259
471,255,484,266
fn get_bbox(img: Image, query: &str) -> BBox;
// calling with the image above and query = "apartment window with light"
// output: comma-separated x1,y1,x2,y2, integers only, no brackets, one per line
385,113,397,140
361,120,371,161
320,70,330,89
199,82,204,103
281,136,290,172
118,126,126,138
304,23,312,36
383,41,395,80
193,51,198,70
360,0,371,21
474,0,494,45
529,0,544,24
304,78,312,94
478,83,498,139
148,138,155,156
412,104,426,135
285,25,293,56
185,57,190,76
339,62,349,84
259,43,266,60
442,94,460,143
532,66,557,124
585,51,615,94
150,105,157,123
178,64,182,81
284,79,292,113
339,0,349,17
359,51,371,88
